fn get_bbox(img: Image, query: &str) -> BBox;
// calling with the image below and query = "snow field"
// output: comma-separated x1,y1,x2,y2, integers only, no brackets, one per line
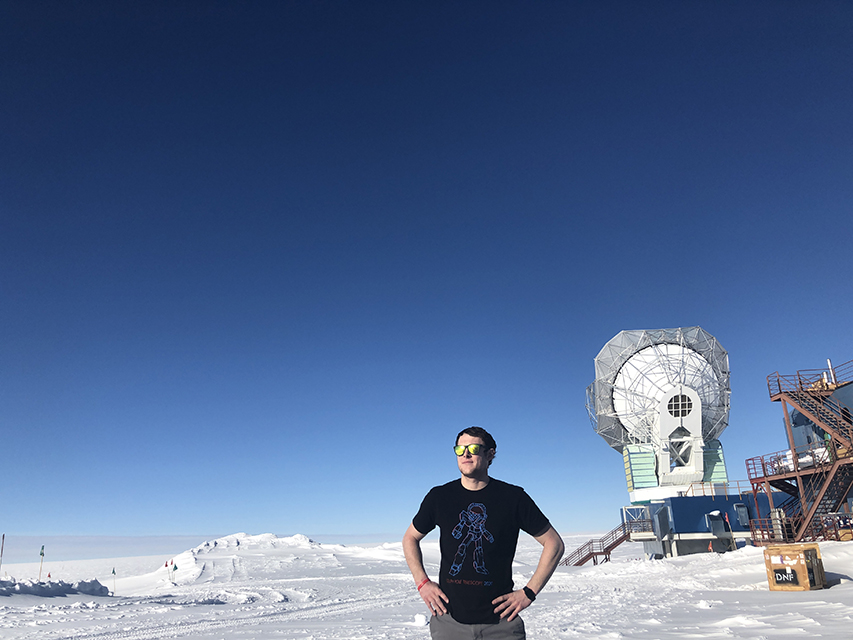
0,533,852,639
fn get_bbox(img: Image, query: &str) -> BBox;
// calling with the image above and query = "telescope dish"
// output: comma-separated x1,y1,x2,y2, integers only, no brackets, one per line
587,327,730,452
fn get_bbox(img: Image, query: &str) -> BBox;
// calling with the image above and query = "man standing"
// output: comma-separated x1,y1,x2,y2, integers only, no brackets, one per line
403,426,565,639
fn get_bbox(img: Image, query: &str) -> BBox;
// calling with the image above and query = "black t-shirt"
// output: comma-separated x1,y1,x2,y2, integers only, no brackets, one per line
412,478,550,624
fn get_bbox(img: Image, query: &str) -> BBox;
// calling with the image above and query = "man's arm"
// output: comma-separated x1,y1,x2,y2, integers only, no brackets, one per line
402,523,449,616
492,525,565,621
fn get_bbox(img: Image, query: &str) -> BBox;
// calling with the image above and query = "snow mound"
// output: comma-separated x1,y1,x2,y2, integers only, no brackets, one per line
0,577,109,597
134,532,407,592
193,532,320,554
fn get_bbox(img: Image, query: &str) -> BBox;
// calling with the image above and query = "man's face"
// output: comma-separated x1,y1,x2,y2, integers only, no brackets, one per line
455,433,494,478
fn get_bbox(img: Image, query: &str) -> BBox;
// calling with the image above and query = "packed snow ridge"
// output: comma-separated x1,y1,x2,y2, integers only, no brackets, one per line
192,532,319,553
0,577,109,597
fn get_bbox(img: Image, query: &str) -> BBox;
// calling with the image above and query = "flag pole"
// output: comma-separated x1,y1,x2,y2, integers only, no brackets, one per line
38,545,45,582
0,534,5,575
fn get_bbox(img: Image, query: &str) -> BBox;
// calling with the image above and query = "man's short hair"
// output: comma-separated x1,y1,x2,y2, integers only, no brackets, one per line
456,426,497,452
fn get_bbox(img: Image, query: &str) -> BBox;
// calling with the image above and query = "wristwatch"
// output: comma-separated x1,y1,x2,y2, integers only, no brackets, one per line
522,586,536,601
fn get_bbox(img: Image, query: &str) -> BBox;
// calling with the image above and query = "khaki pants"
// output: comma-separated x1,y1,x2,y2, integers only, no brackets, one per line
429,613,526,640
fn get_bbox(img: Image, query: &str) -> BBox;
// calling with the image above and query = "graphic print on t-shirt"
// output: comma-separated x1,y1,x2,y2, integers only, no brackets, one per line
449,502,494,576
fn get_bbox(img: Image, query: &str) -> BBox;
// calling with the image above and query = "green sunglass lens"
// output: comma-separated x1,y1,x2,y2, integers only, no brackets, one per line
454,444,482,455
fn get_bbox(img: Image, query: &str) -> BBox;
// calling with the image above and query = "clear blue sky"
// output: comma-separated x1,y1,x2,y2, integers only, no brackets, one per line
2,2,852,540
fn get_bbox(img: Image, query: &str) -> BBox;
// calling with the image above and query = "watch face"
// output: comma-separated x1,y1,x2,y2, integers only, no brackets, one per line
612,344,720,441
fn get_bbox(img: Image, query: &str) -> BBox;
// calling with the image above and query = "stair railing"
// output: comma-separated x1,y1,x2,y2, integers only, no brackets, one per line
560,520,652,567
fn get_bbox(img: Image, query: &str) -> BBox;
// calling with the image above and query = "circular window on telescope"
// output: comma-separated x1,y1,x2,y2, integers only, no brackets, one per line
667,394,693,417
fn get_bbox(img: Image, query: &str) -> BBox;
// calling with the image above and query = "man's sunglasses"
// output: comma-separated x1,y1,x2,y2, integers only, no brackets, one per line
453,444,489,456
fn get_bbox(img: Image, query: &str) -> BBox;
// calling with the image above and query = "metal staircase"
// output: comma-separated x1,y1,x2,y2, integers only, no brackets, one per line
747,358,853,544
559,520,652,567
801,462,853,540
778,390,853,449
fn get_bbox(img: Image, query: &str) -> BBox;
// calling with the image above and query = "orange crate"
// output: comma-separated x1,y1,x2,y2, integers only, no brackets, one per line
763,543,826,591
